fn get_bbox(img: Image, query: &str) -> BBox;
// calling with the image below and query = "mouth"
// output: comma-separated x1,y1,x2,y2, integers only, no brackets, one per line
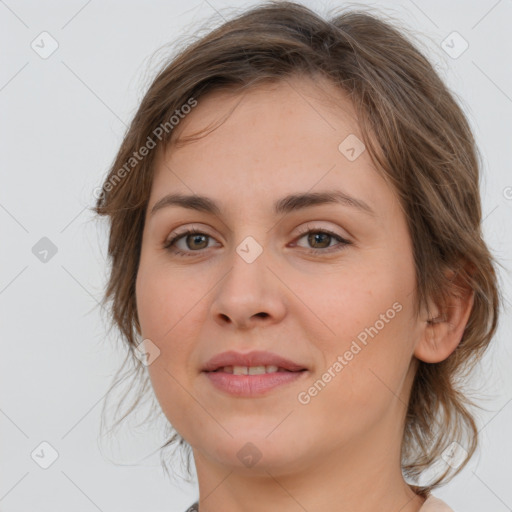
206,365,307,375
201,350,308,374
201,350,309,396
201,352,308,396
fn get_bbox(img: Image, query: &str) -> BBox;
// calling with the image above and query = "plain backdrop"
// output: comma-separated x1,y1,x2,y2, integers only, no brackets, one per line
1,0,511,511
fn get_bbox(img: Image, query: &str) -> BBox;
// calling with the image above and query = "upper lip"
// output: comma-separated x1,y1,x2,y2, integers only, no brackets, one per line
202,350,307,372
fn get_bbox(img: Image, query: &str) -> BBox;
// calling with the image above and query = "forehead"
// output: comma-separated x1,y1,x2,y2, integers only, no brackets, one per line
150,76,398,221
170,75,359,148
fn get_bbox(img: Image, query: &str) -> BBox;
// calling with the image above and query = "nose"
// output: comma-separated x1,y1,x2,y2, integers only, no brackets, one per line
209,241,287,331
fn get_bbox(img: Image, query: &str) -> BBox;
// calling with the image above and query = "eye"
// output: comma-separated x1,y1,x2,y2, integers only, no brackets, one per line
293,223,351,254
163,224,351,257
163,228,218,257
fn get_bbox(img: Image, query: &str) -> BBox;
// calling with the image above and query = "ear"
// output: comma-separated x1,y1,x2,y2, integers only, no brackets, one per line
414,267,475,363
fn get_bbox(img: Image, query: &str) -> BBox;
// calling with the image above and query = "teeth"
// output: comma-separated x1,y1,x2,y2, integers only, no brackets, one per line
223,365,281,375
233,366,249,375
248,366,266,375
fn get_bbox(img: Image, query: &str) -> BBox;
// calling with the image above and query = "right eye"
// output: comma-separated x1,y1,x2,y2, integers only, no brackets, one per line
164,228,218,256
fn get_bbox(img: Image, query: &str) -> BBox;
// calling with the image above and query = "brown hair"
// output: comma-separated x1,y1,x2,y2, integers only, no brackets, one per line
94,0,501,493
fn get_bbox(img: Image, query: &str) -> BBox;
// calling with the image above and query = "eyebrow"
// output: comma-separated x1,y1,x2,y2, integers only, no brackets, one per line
150,190,375,218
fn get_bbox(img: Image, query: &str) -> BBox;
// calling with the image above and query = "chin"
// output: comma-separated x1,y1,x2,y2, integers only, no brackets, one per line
196,432,311,475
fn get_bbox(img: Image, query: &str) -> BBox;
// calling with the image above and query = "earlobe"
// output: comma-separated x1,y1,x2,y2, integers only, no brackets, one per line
414,273,475,364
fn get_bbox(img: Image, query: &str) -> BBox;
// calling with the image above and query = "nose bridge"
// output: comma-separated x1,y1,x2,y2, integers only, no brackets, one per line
210,232,286,328
223,233,270,305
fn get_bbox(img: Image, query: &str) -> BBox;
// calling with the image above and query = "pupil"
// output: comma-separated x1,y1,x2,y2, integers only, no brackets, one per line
309,232,330,248
188,234,208,250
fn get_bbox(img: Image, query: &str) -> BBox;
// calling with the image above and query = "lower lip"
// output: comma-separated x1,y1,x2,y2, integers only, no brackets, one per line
203,370,308,397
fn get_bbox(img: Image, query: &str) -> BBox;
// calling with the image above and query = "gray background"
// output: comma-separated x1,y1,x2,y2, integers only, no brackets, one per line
1,0,511,511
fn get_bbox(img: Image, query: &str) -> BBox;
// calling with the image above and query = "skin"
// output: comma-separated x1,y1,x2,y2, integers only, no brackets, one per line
135,76,473,512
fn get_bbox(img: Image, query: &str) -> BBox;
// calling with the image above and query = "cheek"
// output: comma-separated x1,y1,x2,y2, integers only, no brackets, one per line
135,255,200,341
135,252,215,358
297,255,417,420
136,274,173,340
295,259,410,348
298,306,416,446
135,265,204,433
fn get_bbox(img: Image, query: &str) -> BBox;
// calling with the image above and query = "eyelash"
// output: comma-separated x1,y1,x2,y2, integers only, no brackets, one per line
163,224,351,258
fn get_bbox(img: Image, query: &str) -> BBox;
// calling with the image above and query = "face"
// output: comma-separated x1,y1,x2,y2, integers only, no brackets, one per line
135,76,424,476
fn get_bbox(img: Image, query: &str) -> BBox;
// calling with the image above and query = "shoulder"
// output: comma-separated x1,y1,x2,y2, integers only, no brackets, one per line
420,494,455,511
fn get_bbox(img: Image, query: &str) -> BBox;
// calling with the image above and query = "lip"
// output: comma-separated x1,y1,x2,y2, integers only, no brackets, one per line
204,370,308,397
202,350,307,372
201,350,308,398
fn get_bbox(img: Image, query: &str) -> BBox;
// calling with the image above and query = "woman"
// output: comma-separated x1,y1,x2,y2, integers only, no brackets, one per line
95,2,500,510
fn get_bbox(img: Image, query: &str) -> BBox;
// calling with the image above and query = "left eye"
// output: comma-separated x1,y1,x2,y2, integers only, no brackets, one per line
295,230,348,251
163,226,351,256
293,225,351,254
